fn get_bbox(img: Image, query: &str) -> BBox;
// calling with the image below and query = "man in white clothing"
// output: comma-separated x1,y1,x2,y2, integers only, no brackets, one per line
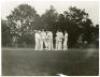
35,30,41,50
46,31,53,50
41,29,48,50
63,31,68,50
55,30,64,50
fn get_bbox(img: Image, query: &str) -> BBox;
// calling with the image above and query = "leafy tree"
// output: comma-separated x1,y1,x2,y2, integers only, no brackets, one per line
7,4,39,46
41,5,58,31
18,31,35,47
81,17,93,44
56,14,67,32
63,6,93,48
1,19,12,46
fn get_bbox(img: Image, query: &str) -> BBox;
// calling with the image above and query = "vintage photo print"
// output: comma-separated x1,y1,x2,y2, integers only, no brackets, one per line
1,0,99,76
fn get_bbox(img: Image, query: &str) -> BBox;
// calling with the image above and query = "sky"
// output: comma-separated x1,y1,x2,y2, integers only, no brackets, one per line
1,0,99,25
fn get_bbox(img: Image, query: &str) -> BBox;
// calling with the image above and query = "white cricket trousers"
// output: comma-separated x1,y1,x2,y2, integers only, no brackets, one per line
40,39,48,50
63,40,68,50
48,40,53,50
35,39,41,50
56,41,62,50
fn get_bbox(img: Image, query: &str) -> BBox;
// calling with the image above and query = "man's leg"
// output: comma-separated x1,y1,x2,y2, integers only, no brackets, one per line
45,40,48,50
58,42,62,50
35,39,38,50
48,41,50,50
40,40,43,50
50,40,53,50
55,41,58,50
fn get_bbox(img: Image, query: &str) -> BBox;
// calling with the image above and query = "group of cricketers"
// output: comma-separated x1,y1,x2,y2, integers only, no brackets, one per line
35,29,68,50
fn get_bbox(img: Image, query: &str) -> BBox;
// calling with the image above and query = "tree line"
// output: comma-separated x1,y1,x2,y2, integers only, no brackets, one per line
2,4,99,48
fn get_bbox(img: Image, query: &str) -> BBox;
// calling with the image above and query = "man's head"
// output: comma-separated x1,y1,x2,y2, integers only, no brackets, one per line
42,29,45,31
64,30,68,33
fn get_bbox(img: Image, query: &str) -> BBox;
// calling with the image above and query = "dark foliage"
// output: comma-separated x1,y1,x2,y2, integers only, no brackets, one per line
1,4,99,48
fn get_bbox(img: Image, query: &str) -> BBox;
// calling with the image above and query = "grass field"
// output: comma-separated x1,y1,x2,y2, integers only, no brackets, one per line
2,48,99,76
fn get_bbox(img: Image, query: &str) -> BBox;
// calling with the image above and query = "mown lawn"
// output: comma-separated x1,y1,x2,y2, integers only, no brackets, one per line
2,48,99,76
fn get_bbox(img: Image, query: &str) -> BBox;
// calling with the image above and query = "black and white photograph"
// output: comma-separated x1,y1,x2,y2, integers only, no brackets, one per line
1,0,99,76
